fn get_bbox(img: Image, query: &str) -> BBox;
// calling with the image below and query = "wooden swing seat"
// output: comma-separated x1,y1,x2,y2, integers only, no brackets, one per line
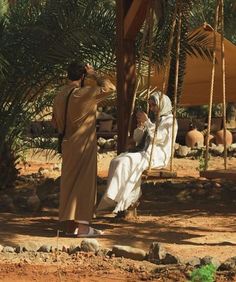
200,169,236,181
142,168,177,180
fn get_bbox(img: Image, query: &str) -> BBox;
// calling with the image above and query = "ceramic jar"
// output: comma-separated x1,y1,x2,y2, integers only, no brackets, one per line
215,129,233,145
185,128,204,148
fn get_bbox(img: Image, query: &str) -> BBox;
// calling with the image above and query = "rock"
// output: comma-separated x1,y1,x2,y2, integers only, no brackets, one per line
203,182,213,189
27,195,41,211
218,257,236,271
161,253,180,265
192,188,206,198
185,257,201,267
176,190,192,203
213,182,221,189
51,245,63,252
112,245,146,261
3,246,15,253
201,256,220,269
194,183,204,189
96,248,111,257
80,239,100,253
53,164,61,171
0,245,3,252
174,143,180,150
188,149,201,158
176,146,191,158
148,242,166,261
62,245,68,253
97,137,107,147
47,193,58,200
23,242,39,252
230,143,236,149
27,175,37,182
38,167,50,176
38,245,52,253
67,244,80,255
210,144,224,156
15,245,24,253
104,139,116,150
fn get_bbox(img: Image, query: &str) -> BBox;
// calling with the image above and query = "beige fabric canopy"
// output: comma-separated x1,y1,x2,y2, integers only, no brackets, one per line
151,24,236,106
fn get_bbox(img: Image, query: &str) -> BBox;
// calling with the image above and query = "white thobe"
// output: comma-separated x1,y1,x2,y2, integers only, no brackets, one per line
97,114,178,213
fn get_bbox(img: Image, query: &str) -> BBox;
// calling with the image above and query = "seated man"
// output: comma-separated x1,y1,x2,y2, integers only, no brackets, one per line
97,92,178,215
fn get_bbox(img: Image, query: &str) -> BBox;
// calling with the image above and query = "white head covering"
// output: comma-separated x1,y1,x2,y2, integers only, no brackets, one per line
149,91,172,116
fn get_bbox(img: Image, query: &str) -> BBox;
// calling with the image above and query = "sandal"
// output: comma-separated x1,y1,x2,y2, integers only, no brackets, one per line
76,227,104,238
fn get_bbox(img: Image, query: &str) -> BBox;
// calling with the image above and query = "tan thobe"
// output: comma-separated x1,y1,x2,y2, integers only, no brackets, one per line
53,82,111,222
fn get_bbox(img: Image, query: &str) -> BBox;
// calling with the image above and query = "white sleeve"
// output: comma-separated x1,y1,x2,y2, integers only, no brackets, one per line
144,118,169,145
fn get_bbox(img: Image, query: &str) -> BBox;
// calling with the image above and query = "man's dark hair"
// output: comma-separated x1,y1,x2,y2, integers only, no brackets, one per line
67,61,86,81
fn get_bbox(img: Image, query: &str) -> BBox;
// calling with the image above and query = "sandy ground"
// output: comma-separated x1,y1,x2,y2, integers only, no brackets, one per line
0,150,236,281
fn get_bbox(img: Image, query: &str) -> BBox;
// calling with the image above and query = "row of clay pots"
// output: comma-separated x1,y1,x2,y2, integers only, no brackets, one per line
185,128,233,148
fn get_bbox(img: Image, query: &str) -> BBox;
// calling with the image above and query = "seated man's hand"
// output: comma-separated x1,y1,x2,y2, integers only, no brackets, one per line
136,111,148,124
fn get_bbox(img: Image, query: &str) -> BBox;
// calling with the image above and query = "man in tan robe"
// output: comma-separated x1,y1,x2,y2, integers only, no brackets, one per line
52,62,115,237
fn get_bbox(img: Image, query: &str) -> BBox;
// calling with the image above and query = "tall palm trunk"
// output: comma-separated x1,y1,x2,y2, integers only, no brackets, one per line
0,143,19,190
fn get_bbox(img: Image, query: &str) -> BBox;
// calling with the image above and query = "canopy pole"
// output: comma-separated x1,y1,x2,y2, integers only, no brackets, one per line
205,0,220,171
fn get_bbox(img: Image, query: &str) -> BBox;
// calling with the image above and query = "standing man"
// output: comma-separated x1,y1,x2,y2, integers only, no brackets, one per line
52,62,115,237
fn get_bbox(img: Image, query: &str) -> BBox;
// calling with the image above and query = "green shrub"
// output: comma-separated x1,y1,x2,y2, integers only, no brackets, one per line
190,263,217,282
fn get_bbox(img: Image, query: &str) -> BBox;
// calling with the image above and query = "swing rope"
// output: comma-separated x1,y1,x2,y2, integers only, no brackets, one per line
146,6,154,113
170,3,181,172
147,2,179,171
128,5,151,137
205,0,220,171
220,0,228,170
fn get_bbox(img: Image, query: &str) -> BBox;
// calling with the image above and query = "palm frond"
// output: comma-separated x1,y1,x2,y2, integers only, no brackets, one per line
185,28,213,60
34,0,116,72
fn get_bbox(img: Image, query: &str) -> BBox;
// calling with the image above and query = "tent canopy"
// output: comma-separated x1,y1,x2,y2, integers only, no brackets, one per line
151,24,236,106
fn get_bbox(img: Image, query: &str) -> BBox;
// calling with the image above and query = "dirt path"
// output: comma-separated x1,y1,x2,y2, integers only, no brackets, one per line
0,151,236,281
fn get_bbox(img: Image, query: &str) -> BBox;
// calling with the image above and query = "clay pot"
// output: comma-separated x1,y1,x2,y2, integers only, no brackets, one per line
215,129,233,145
204,134,215,146
232,130,236,143
185,129,204,148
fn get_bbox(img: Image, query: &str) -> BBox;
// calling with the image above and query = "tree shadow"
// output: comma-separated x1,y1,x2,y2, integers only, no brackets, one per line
0,176,236,255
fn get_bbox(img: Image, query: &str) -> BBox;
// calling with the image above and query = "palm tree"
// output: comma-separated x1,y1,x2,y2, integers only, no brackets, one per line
0,0,116,189
0,0,216,189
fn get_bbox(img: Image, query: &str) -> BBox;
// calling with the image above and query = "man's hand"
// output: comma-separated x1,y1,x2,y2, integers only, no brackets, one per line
136,111,148,124
85,63,95,75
